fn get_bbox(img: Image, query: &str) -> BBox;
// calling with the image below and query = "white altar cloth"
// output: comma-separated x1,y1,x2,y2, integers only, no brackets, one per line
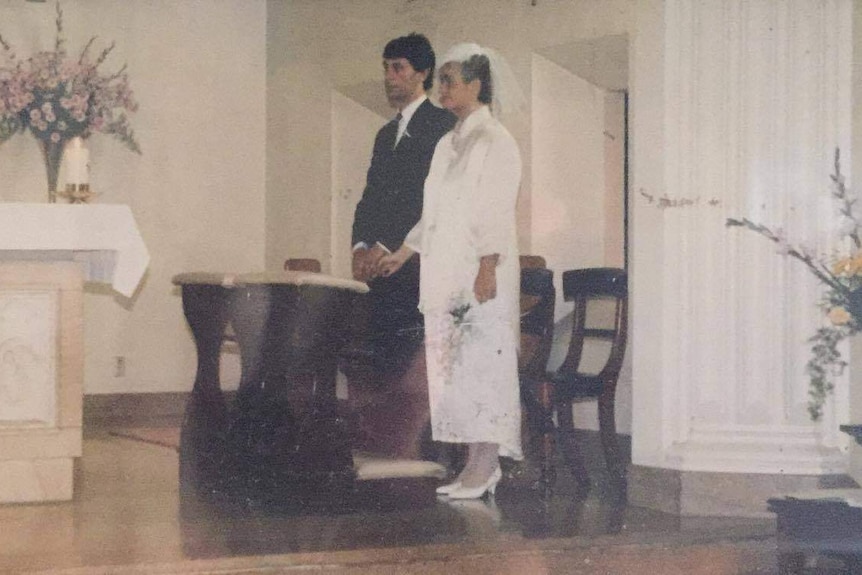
0,204,149,297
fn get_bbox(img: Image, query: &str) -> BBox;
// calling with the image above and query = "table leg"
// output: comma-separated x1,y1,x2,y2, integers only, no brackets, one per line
179,284,232,498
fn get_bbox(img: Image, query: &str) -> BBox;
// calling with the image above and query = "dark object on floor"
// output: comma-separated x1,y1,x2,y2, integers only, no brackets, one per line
768,492,862,574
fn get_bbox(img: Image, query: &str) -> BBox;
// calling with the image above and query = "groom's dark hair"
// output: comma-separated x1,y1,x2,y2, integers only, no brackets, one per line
383,33,436,91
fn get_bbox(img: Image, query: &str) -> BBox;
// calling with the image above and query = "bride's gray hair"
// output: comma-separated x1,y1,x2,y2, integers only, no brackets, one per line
440,43,525,120
459,54,493,105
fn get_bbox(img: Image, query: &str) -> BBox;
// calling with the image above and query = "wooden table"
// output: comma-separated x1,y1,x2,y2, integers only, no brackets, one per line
173,271,369,510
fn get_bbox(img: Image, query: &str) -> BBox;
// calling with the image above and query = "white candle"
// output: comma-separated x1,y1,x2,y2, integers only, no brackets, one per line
62,137,89,185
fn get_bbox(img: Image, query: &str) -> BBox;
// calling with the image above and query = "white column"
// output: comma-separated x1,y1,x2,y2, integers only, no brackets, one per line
632,0,852,482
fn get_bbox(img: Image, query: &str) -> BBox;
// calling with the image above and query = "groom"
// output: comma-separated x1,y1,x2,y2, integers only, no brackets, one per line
349,33,455,458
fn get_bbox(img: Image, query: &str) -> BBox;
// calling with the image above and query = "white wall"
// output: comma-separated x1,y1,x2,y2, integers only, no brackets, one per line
0,0,267,394
630,0,669,465
265,0,402,272
604,91,626,268
531,53,608,321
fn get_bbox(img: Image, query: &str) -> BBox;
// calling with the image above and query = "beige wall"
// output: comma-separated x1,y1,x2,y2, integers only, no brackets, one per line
0,1,267,394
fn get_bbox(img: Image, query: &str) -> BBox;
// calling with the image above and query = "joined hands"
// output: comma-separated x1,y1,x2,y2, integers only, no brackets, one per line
355,246,499,305
378,246,414,278
352,244,388,282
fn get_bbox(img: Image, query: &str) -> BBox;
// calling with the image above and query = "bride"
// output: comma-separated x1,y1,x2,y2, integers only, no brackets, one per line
379,43,524,500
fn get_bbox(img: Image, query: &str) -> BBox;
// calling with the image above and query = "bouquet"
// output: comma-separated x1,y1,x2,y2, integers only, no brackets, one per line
426,295,474,382
727,150,859,420
0,2,140,155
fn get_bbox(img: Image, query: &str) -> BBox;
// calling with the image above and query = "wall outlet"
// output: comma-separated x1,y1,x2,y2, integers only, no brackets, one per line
114,356,126,378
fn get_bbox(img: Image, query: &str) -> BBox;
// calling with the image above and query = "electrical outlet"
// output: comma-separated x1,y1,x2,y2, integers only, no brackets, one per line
114,356,126,378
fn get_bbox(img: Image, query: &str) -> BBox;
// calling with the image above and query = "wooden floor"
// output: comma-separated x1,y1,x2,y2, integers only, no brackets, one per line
0,423,785,575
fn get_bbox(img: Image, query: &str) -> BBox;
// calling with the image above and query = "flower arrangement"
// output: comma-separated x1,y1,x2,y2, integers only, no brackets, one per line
727,150,859,420
427,296,474,382
0,2,140,197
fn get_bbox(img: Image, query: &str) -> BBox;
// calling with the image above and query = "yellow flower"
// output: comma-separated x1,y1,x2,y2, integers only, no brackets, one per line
828,306,852,325
833,253,862,276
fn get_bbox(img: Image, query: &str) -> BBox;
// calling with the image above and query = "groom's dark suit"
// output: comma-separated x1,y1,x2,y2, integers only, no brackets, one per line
352,99,455,363
349,98,454,459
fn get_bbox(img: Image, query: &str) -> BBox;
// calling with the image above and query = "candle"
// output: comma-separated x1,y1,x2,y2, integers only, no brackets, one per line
62,137,89,186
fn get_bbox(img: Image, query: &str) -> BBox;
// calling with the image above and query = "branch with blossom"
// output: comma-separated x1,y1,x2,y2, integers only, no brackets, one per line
0,2,140,153
727,150,861,420
725,217,851,297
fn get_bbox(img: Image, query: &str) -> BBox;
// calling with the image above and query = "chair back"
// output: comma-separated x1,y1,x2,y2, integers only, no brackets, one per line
284,258,322,273
557,268,628,393
519,258,555,377
519,255,547,270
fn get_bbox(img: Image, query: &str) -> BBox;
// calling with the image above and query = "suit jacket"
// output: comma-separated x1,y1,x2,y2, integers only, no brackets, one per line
352,99,456,251
351,98,455,362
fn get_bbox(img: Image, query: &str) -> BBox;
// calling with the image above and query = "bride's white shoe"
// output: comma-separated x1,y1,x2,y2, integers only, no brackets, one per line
447,467,502,500
435,480,462,495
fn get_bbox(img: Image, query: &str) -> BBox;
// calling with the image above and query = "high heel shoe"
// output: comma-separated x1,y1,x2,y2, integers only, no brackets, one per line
447,467,502,500
435,480,462,495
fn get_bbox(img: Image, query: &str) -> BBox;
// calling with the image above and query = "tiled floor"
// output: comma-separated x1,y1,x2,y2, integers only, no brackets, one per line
0,422,788,574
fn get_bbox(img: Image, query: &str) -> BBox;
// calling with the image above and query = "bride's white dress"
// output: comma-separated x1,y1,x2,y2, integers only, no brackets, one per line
404,106,522,460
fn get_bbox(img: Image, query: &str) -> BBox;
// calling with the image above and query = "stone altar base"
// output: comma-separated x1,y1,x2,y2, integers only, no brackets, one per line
0,263,83,503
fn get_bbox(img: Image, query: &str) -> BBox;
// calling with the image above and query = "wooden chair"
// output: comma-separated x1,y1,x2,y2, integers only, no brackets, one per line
517,256,556,492
533,267,628,495
518,255,553,378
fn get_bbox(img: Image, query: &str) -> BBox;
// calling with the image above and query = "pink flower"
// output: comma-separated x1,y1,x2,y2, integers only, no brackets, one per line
0,10,140,153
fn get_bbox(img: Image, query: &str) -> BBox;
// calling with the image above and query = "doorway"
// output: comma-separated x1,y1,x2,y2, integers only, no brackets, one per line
531,35,630,433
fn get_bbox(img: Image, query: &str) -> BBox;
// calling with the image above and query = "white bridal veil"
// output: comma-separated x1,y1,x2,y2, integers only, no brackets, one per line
439,42,526,121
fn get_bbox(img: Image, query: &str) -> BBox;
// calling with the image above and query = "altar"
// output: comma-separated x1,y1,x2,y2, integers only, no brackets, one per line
0,204,148,503
173,271,447,512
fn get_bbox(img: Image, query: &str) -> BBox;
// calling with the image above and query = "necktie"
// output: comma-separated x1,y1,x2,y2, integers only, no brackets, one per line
394,113,404,147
